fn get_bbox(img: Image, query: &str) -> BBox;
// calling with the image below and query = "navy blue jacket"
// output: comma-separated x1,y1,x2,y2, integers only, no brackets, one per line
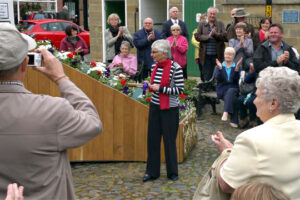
216,64,240,99
133,28,162,70
161,19,189,40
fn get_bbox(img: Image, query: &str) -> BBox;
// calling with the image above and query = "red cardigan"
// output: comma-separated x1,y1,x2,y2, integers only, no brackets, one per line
167,35,188,68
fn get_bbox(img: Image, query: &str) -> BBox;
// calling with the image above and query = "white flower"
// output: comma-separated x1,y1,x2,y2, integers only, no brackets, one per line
87,66,107,74
56,51,71,60
37,45,52,50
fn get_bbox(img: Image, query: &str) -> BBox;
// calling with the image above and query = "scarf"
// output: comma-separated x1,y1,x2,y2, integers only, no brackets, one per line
109,25,123,55
67,36,79,46
150,58,172,110
259,29,265,42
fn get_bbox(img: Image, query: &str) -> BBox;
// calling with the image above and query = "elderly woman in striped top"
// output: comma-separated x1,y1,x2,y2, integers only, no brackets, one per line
143,39,184,182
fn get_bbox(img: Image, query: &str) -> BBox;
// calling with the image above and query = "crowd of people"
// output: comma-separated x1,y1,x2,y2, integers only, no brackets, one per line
1,4,300,200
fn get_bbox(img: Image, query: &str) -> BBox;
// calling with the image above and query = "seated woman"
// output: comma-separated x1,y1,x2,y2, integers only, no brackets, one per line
108,41,137,76
238,63,258,128
216,47,242,128
229,22,253,68
167,24,188,79
60,24,89,56
212,67,300,199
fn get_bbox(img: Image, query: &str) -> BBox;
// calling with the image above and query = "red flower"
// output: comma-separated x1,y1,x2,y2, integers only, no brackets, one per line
179,94,186,99
96,71,102,76
90,62,96,67
72,51,76,55
121,79,128,86
119,76,123,80
146,97,151,102
67,53,74,59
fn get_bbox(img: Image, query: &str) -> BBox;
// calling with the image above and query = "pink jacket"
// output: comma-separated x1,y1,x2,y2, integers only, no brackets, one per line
108,54,137,75
167,35,188,68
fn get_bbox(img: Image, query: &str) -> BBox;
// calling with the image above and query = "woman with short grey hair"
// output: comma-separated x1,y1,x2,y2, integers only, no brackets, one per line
209,66,300,199
143,39,184,182
151,39,172,58
105,13,133,63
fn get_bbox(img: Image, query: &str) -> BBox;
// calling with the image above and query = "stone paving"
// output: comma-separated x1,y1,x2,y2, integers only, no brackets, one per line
71,104,247,200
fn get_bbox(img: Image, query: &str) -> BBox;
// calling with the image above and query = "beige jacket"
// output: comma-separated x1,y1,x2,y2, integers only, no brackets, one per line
0,80,102,200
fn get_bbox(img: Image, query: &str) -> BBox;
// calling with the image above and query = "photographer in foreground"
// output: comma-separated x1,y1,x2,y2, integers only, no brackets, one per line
0,23,102,200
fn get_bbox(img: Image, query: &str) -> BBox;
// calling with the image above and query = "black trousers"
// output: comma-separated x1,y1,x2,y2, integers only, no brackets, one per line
146,103,179,178
202,54,217,81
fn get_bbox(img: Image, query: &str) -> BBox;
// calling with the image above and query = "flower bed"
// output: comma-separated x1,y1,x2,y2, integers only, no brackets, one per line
37,40,198,120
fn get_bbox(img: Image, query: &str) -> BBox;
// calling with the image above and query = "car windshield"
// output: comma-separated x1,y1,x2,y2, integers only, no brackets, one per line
17,22,35,32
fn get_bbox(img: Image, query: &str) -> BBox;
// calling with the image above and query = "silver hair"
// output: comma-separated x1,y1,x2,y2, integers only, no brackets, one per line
151,39,171,59
224,47,236,57
121,41,131,50
207,7,219,13
169,7,178,13
107,13,121,24
256,66,300,113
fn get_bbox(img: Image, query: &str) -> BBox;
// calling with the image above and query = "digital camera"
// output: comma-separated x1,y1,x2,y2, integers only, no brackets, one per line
27,52,42,67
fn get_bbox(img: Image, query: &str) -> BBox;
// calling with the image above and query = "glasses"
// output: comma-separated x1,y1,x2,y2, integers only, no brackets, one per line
171,29,180,31
151,51,159,54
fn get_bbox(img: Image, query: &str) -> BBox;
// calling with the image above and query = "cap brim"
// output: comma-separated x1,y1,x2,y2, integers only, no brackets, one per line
21,33,36,51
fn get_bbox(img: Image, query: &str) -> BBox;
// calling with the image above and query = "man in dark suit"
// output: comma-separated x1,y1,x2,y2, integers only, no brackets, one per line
161,7,189,40
133,18,162,79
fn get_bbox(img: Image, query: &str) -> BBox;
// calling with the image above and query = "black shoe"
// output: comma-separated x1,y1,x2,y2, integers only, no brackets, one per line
168,175,179,181
143,174,157,182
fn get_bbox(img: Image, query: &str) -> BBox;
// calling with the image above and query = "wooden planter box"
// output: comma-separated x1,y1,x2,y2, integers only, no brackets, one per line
24,64,197,163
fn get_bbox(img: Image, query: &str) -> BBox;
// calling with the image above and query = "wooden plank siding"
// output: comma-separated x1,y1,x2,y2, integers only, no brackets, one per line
24,64,187,163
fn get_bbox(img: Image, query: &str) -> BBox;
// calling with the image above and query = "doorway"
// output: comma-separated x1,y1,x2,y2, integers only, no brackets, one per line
139,0,167,32
184,0,214,77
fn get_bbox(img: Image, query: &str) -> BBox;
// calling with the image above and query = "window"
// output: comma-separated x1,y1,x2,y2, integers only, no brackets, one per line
41,22,64,31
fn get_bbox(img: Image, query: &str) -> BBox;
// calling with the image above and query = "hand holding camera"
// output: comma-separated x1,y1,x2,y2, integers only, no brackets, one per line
32,49,68,85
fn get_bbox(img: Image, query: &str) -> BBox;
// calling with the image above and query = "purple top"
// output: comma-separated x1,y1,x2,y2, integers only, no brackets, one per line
60,36,89,55
108,54,137,75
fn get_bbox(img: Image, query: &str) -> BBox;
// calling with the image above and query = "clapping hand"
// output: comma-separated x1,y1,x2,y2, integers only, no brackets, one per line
209,27,216,37
240,36,245,48
211,131,233,153
147,32,155,41
283,51,290,64
249,63,255,74
235,57,243,71
172,38,177,47
216,59,222,69
5,183,24,200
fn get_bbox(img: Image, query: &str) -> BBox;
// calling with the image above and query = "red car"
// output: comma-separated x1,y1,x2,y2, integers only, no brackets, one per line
18,19,90,49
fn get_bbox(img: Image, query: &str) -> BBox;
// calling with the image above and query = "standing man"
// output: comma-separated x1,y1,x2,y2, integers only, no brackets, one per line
133,18,162,79
226,8,237,31
161,7,189,40
0,23,102,199
195,7,226,81
253,23,300,73
57,5,70,21
226,8,255,40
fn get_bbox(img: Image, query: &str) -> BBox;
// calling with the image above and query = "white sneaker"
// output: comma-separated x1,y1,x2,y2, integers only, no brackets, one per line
230,122,238,128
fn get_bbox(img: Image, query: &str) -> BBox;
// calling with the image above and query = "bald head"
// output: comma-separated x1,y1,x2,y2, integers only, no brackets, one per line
143,18,154,31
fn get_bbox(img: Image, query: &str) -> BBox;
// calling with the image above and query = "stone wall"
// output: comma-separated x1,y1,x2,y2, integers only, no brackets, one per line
216,0,300,51
89,0,102,62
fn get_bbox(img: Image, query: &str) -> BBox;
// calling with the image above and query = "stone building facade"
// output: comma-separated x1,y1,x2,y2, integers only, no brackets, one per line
89,0,300,62
89,0,184,62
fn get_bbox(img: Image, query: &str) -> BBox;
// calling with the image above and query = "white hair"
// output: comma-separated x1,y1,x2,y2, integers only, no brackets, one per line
224,47,236,57
207,7,219,14
151,39,171,59
256,67,300,113
169,7,178,13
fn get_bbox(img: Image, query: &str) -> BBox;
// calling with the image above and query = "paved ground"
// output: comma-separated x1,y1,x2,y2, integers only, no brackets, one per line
71,104,246,200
